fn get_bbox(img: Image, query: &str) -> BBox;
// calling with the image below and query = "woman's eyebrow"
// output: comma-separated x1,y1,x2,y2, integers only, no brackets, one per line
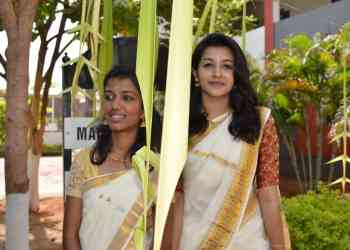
201,58,233,63
120,90,138,95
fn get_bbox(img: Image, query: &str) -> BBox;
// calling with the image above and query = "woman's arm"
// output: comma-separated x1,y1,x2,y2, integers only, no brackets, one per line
161,190,184,250
256,115,290,249
63,196,82,250
257,186,290,250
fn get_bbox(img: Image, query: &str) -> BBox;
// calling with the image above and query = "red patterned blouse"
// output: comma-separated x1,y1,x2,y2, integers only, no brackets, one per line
256,116,280,188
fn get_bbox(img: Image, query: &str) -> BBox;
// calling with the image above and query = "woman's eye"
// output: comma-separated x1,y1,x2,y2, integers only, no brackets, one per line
202,63,213,68
223,64,233,70
105,94,113,101
122,95,135,102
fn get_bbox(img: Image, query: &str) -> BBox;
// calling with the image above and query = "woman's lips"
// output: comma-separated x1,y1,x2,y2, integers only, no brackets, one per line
209,81,225,86
109,113,126,122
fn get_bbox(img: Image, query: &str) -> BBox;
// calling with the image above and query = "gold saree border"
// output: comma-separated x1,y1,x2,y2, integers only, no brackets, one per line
191,150,239,170
199,107,269,250
189,115,229,151
81,171,127,194
107,195,144,250
107,173,158,250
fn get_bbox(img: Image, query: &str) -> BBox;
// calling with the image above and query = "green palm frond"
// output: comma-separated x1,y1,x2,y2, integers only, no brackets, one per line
153,0,193,249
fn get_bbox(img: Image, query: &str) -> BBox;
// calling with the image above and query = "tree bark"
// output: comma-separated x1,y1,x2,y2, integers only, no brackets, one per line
28,8,68,211
0,1,39,249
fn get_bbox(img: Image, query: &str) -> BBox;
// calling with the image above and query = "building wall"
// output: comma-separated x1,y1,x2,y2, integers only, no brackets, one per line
275,0,350,48
280,0,330,16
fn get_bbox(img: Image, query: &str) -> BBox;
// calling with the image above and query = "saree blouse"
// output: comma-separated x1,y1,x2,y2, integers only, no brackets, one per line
256,115,279,189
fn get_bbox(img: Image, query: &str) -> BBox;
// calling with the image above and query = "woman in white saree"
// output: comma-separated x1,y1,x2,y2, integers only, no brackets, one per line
63,65,161,250
170,33,290,250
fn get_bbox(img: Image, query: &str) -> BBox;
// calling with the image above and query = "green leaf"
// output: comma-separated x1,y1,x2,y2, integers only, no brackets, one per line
274,93,290,109
136,0,158,150
153,0,193,249
97,0,114,102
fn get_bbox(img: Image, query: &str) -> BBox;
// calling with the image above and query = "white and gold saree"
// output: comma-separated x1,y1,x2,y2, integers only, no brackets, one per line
180,108,271,250
67,149,156,250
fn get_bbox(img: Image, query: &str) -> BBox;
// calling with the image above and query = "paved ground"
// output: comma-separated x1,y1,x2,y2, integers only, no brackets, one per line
0,157,63,199
0,157,64,250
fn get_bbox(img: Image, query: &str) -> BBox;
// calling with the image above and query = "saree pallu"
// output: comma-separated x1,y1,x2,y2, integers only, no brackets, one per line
79,169,154,250
180,108,270,250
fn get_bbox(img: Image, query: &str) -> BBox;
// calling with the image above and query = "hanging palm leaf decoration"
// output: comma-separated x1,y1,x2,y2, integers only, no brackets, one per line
64,0,113,116
209,0,218,33
97,0,114,111
133,0,158,248
153,0,194,249
194,0,213,46
241,0,247,52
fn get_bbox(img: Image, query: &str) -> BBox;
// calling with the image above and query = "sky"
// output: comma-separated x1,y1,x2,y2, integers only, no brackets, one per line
0,12,81,95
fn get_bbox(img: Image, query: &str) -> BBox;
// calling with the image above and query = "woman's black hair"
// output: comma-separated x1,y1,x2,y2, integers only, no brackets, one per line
190,32,260,144
90,65,162,165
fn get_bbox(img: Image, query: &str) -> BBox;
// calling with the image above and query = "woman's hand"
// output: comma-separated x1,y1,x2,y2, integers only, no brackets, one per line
257,185,291,250
63,196,82,250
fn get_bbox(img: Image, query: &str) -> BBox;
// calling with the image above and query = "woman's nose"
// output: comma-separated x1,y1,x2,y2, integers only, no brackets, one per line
112,97,122,109
213,65,222,77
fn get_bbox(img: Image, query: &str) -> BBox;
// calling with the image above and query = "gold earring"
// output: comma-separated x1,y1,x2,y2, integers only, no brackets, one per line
140,118,146,128
194,80,200,87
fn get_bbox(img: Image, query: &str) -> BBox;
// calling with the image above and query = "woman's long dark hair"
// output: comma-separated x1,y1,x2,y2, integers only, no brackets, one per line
190,32,260,144
90,65,162,165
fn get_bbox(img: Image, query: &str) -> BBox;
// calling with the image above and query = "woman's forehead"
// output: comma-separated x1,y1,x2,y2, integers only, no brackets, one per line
105,77,138,92
201,46,234,61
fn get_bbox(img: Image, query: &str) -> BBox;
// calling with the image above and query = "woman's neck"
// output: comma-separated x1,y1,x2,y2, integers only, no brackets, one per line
110,129,138,159
202,95,231,120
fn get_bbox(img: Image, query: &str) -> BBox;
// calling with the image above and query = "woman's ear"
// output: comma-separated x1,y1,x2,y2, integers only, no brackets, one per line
192,69,199,82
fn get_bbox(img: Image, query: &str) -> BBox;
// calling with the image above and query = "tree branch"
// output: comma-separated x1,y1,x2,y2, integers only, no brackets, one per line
0,72,6,80
57,37,76,59
0,52,7,74
43,14,68,83
46,29,72,44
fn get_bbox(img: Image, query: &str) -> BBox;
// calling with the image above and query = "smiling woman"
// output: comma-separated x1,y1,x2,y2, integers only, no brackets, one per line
63,65,161,250
170,33,291,250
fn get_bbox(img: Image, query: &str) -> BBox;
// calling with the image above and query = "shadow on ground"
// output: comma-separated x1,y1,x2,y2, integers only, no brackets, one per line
0,197,63,250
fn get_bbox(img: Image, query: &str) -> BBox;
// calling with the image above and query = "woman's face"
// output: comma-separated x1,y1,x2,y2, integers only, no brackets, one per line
103,77,144,132
194,46,234,99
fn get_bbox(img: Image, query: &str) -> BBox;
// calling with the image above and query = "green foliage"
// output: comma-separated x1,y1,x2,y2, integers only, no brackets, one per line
0,144,62,157
282,186,350,250
263,23,350,192
41,144,62,156
193,0,257,36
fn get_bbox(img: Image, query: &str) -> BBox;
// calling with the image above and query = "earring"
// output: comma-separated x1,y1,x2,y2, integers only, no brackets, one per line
140,118,146,128
194,80,200,87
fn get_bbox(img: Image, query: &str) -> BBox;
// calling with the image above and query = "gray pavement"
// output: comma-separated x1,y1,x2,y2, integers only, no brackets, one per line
0,156,63,199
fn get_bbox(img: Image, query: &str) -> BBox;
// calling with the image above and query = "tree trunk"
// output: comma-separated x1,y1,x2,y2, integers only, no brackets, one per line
282,134,304,192
315,110,324,189
0,1,39,249
303,107,314,189
28,147,41,212
29,8,67,211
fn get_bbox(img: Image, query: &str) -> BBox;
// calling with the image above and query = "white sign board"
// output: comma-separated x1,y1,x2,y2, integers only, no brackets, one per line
64,117,97,149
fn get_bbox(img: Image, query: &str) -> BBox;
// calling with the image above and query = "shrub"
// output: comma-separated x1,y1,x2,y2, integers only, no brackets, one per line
282,186,350,250
0,144,62,157
42,144,62,156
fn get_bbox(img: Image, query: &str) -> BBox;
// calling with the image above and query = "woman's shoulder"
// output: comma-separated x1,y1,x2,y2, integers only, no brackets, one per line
256,106,271,113
256,106,271,121
72,147,93,163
